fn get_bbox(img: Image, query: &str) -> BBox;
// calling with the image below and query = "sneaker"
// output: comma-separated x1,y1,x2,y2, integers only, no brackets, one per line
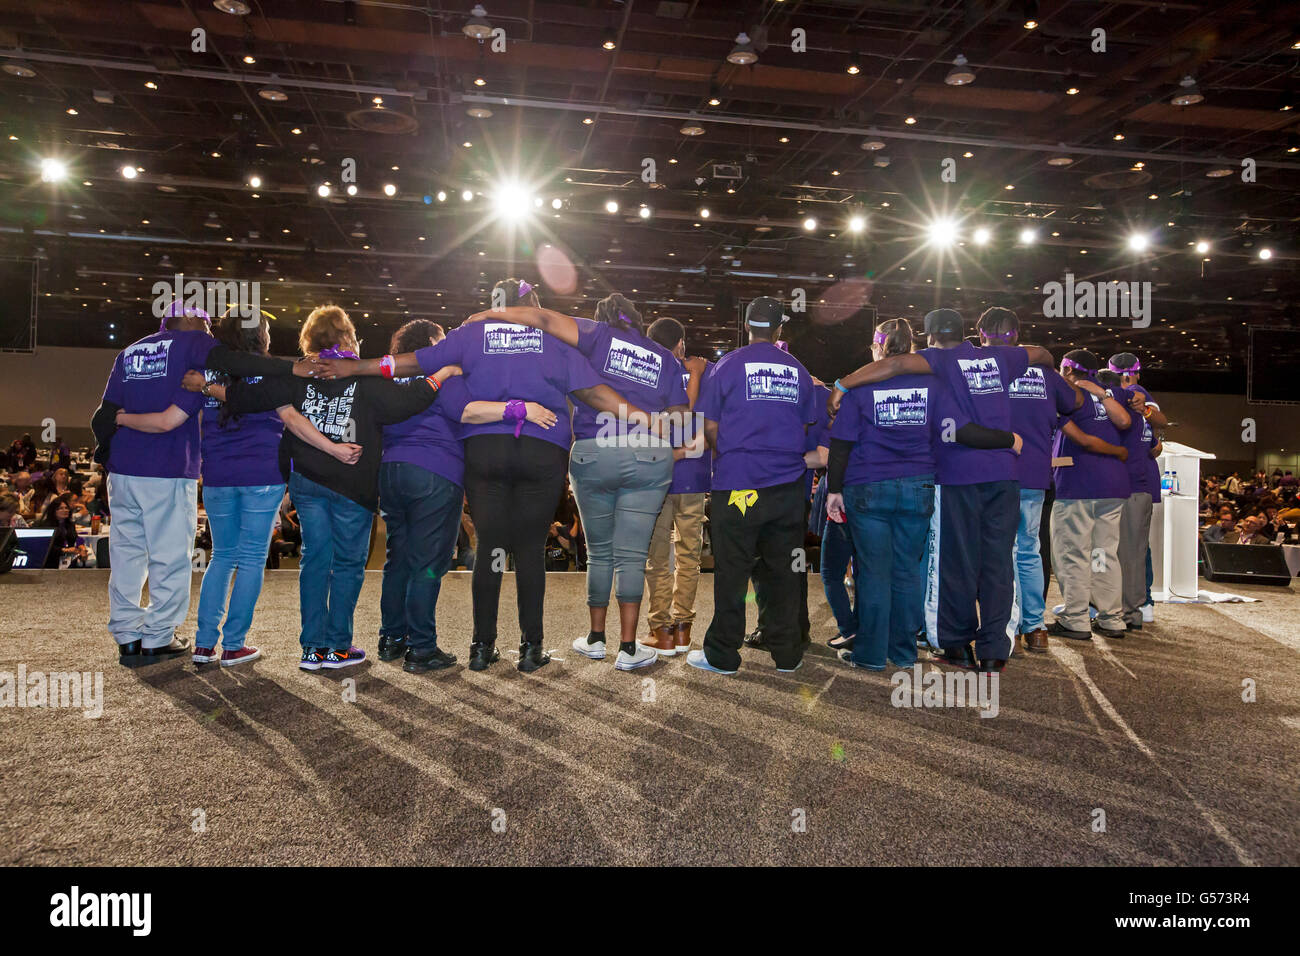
517,642,550,673
192,645,220,665
673,621,693,650
742,629,768,650
322,646,367,669
642,625,677,657
930,642,978,670
1140,603,1154,624
221,646,261,668
377,635,408,662
776,658,805,673
614,643,658,671
571,635,606,660
837,649,884,671
685,649,737,675
299,647,327,671
468,641,500,671
403,646,457,673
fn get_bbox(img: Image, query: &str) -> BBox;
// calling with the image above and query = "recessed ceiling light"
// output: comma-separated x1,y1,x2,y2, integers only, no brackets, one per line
474,76,486,87
213,0,252,14
904,115,917,125
144,80,158,90
65,107,78,115
1205,167,1233,177
467,106,493,118
680,122,706,136
3,62,36,78
258,85,288,102
1047,155,1073,166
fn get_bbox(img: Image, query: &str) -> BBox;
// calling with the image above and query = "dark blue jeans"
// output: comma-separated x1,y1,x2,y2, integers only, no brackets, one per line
378,462,464,653
289,471,374,651
843,475,935,669
819,518,857,639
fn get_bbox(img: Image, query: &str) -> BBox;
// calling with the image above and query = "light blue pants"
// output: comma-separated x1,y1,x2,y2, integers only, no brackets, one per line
195,483,286,651
1013,488,1047,634
568,439,672,606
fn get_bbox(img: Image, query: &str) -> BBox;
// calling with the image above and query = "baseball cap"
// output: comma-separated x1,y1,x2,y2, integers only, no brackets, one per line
923,308,963,337
746,296,788,328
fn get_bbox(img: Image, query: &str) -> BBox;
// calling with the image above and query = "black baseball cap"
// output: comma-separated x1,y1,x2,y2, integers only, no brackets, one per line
923,308,964,337
746,296,788,328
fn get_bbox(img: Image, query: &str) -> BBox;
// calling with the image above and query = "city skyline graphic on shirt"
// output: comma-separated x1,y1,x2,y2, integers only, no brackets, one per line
122,339,172,380
873,387,929,426
483,322,544,354
744,362,800,403
604,338,663,388
1010,366,1047,399
958,356,1005,395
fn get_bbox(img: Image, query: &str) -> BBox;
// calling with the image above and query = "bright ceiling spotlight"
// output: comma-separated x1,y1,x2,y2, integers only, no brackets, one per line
926,218,958,247
601,30,617,51
39,158,68,183
1258,247,1273,260
120,164,138,180
638,205,651,219
699,207,710,218
1126,232,1150,252
679,122,706,136
317,183,331,197
383,183,397,196
904,115,917,125
346,184,358,196
467,106,492,118
973,226,992,245
463,4,493,40
461,189,474,201
802,217,817,232
605,199,620,214
1194,240,1210,254
1018,227,1037,244
436,190,447,202
473,76,486,87
945,54,975,86
492,180,532,219
248,174,262,188
727,32,758,66
848,214,866,233
551,197,563,210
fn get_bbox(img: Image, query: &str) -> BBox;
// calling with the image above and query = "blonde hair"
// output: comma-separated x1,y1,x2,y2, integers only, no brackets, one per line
299,304,359,357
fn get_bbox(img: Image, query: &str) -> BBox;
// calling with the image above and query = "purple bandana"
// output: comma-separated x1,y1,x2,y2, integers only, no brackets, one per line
517,280,534,299
982,329,1018,342
503,399,528,438
872,330,888,346
1061,357,1094,378
319,345,358,360
1108,357,1141,373
775,340,790,353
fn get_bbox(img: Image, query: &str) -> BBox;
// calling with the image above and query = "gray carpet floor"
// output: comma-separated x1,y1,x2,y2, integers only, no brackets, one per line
1,569,1297,866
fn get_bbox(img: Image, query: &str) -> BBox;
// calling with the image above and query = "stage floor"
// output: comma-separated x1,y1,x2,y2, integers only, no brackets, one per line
1,570,1297,866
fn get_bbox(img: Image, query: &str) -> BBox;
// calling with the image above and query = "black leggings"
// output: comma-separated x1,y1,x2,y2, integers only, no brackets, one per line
463,434,569,645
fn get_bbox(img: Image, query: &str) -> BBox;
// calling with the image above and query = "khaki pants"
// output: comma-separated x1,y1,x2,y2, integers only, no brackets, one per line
645,492,706,629
1051,497,1124,632
1119,492,1152,626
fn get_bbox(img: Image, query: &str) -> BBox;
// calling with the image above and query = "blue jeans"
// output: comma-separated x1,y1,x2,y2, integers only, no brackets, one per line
196,483,286,650
1014,488,1047,633
378,463,463,652
843,475,934,669
568,439,672,606
819,517,857,638
289,471,374,651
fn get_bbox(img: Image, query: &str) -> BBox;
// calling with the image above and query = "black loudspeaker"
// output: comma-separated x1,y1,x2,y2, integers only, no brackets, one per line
1200,542,1293,586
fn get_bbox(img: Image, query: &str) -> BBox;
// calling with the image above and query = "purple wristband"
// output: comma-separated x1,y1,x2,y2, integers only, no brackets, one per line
504,399,528,438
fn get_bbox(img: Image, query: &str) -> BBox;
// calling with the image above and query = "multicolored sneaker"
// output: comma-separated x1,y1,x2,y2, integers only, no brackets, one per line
322,646,367,669
299,647,327,671
192,646,220,665
221,646,261,668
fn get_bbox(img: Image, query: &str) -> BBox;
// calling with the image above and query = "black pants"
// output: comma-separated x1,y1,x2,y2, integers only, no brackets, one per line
464,434,568,646
704,480,806,671
753,494,812,639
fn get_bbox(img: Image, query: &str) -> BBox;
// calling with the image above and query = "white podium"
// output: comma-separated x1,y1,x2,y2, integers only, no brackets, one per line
1150,441,1216,602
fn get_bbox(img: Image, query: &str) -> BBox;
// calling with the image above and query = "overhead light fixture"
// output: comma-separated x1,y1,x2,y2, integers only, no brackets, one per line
551,197,563,209
873,154,891,168
904,115,917,125
463,141,473,148
945,54,975,86
727,32,758,66
1022,1,1040,29
346,184,358,196
1018,227,1037,244
39,158,68,182
473,76,486,87
1126,232,1150,252
861,138,886,150
848,214,866,233
213,0,252,13
436,190,447,202
846,55,861,76
1064,74,1080,95
638,205,651,219
1194,240,1210,254
467,106,493,118
679,122,706,136
144,80,158,90
317,183,331,197
926,218,958,247
699,207,710,218
1258,247,1273,260
383,183,397,196
291,127,302,135
492,180,531,220
1112,127,1126,141
605,199,619,214
601,29,617,51
779,136,790,144
461,189,474,201
120,164,138,179
1205,166,1233,177
582,116,594,124
1047,155,1073,166
242,52,256,65
972,226,992,245
258,83,288,102
464,4,494,40
802,217,817,232
248,174,262,188
1170,75,1203,106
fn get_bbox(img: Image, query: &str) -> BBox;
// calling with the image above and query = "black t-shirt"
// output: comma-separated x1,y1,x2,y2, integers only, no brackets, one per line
227,375,437,512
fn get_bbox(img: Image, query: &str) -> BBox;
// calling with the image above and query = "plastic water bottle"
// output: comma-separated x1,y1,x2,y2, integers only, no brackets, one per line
1170,469,1180,495
1161,470,1173,494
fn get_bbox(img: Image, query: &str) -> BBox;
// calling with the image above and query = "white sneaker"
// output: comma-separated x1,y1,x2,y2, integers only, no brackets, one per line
614,643,658,671
776,659,804,673
1141,603,1154,624
571,635,606,660
685,649,737,675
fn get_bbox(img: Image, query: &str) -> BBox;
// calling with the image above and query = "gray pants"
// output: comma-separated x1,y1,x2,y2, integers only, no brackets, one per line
107,473,199,648
1051,497,1124,632
569,439,673,606
1119,492,1153,626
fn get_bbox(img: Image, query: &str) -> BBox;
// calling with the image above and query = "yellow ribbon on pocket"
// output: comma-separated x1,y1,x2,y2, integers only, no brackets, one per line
728,489,758,515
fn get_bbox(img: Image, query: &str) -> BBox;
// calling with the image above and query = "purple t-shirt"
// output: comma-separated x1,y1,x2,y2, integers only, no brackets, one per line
103,330,216,479
200,372,285,488
1008,366,1078,491
1128,384,1161,502
380,374,472,488
917,342,1029,486
696,341,818,491
805,384,833,497
830,373,938,485
571,319,688,442
415,323,600,450
1053,385,1131,500
669,358,712,495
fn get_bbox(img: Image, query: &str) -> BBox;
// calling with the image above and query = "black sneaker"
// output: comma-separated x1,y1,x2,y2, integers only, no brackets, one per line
299,647,327,671
743,629,768,650
978,658,1007,673
930,642,978,670
322,646,367,669
517,642,550,673
1125,620,1143,632
404,646,457,673
468,641,500,672
1047,620,1092,642
377,635,408,662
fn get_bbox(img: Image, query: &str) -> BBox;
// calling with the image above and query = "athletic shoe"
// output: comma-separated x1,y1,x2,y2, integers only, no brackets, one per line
221,646,261,668
322,646,367,669
517,642,550,673
1046,620,1092,642
930,642,978,670
685,649,737,675
468,641,500,671
673,621,693,650
837,649,883,671
642,625,677,656
1141,603,1154,624
192,645,220,665
403,646,457,673
377,635,408,662
1125,620,1143,632
614,643,658,671
299,647,327,671
776,658,804,673
571,635,606,660
742,629,768,650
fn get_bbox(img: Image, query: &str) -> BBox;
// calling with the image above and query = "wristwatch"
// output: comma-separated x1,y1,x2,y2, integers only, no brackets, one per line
201,382,213,398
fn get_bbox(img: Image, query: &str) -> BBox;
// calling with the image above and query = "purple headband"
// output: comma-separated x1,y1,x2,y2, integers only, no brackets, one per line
517,279,534,299
872,330,888,346
775,340,790,353
319,345,359,360
982,329,1018,342
1108,357,1141,374
160,301,211,332
1061,357,1094,378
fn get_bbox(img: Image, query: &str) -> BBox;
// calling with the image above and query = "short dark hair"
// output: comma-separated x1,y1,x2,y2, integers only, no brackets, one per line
493,277,540,309
594,293,642,334
976,307,1019,343
391,319,445,354
875,317,914,357
1063,348,1100,374
647,317,685,351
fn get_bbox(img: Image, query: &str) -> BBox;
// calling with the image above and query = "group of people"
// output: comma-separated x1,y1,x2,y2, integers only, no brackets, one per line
87,281,1178,682
1199,471,1300,545
0,461,110,568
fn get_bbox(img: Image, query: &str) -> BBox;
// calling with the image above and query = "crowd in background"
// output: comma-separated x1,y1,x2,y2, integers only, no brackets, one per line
1198,470,1300,545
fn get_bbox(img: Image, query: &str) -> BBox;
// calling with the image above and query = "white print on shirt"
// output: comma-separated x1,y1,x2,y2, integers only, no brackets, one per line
122,339,172,380
744,362,800,403
1090,394,1109,421
957,356,1005,395
873,387,929,426
1009,366,1047,399
604,338,663,388
483,322,543,354
301,381,357,440
681,371,691,390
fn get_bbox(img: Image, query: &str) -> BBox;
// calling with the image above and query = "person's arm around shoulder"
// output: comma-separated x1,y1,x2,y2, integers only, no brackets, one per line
828,353,933,414
114,405,191,434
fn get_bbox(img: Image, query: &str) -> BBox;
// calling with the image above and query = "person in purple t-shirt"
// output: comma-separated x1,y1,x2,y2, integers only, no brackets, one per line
1109,352,1167,630
1049,350,1133,640
977,309,1083,654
